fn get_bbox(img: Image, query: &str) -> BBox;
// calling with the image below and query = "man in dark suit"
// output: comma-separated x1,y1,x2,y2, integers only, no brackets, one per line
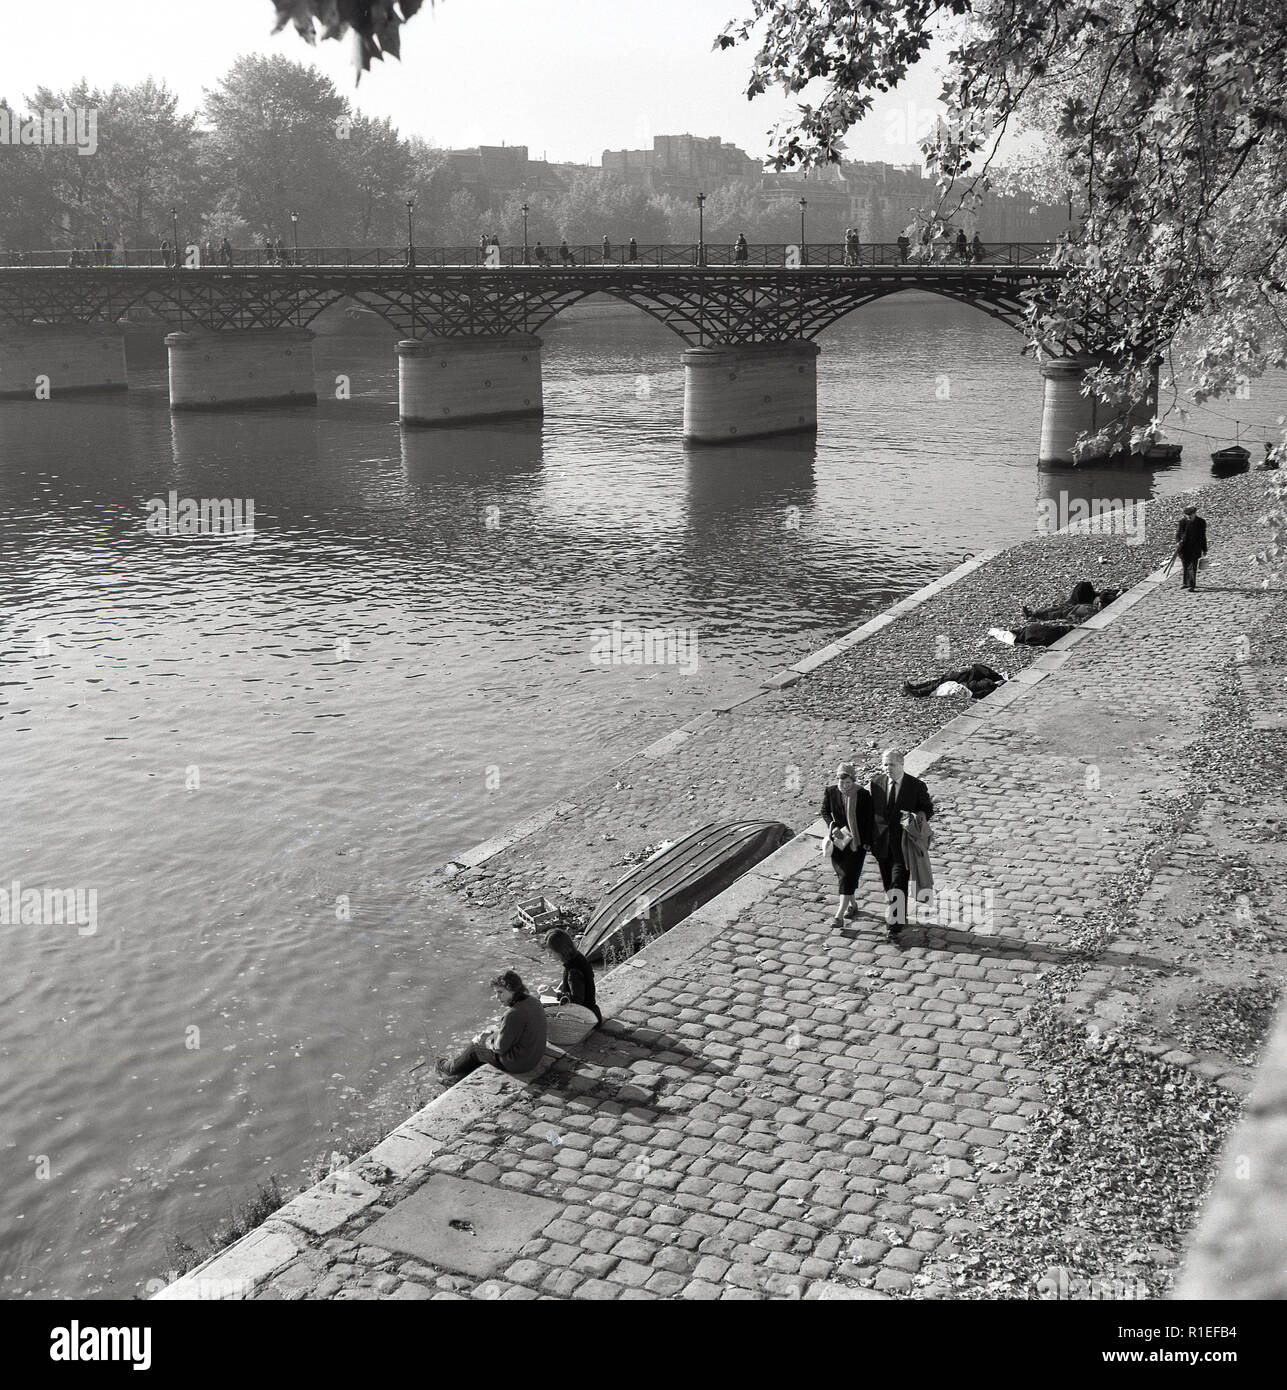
870,748,934,936
1175,504,1208,591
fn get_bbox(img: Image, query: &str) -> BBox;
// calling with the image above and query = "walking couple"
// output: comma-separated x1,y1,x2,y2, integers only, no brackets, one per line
821,748,934,938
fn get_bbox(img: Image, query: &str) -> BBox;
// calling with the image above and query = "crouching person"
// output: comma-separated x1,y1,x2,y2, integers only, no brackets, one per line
436,970,547,1080
540,928,602,1045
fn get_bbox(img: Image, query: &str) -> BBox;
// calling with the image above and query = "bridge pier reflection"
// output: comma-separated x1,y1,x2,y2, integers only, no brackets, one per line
0,324,127,398
396,334,543,426
165,327,317,410
681,340,820,444
1038,356,1158,468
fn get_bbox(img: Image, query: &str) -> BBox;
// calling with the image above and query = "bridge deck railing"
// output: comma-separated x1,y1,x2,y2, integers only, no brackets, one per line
0,242,1056,271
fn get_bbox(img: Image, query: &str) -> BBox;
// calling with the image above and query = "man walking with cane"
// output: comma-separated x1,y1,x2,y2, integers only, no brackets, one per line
1173,502,1208,591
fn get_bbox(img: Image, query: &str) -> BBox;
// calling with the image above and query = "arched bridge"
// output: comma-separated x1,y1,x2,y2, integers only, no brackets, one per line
0,242,1145,462
0,242,1062,345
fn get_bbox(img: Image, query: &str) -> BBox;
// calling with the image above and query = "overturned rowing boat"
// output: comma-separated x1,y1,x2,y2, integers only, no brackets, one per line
579,819,794,964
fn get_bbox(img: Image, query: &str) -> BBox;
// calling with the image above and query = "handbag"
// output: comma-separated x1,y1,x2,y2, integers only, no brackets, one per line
824,823,852,857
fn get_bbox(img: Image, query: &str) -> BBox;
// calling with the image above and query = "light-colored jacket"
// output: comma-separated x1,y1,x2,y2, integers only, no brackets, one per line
901,811,934,892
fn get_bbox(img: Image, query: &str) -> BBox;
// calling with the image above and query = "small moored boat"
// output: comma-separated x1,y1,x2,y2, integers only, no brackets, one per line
1133,440,1182,465
1211,445,1250,475
579,819,794,964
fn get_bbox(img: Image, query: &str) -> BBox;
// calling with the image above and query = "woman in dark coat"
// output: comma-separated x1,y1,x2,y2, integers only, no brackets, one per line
541,928,601,1044
820,761,875,927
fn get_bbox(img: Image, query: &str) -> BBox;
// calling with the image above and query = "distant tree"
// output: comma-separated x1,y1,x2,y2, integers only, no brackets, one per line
92,78,204,249
0,80,202,250
0,100,66,248
433,187,481,245
204,55,368,243
700,183,764,246
404,137,460,241
344,111,415,243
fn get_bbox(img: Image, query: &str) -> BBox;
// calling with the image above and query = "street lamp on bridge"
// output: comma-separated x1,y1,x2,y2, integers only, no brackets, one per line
170,206,179,268
290,210,299,264
405,198,416,269
697,192,706,267
799,198,808,266
101,215,108,266
521,203,529,264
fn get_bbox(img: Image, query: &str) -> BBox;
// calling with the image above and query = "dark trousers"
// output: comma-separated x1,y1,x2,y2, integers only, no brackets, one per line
830,845,867,896
440,1041,493,1077
1181,554,1201,589
875,852,908,925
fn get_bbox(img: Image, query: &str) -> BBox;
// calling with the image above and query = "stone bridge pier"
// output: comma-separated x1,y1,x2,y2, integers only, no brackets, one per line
1038,356,1159,467
165,327,317,410
0,324,127,398
395,335,544,426
681,340,820,444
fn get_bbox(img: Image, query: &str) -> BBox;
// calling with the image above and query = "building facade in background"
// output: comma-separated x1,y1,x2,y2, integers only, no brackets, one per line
440,133,1066,242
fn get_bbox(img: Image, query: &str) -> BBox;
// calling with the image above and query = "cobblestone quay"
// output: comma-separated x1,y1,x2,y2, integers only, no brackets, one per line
158,472,1287,1301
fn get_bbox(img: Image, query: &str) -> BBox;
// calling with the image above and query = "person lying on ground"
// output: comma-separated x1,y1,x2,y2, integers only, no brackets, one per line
989,621,1075,647
1022,581,1119,620
903,663,1007,698
436,970,547,1080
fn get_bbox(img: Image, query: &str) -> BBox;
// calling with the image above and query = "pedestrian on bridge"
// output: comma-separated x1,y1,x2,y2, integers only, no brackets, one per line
971,232,984,263
844,227,861,265
897,232,910,264
734,232,749,264
558,239,575,267
160,238,173,269
220,237,234,269
955,228,968,262
533,241,550,266
602,235,612,262
627,236,638,263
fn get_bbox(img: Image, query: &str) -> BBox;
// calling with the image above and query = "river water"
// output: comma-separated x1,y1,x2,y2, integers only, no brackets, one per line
1,293,1283,1297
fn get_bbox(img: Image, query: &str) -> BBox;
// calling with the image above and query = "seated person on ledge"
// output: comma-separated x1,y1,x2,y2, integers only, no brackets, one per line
904,662,1006,699
436,970,547,1080
540,928,602,1044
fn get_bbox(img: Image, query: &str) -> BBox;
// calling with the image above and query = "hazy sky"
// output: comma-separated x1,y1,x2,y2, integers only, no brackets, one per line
0,0,948,166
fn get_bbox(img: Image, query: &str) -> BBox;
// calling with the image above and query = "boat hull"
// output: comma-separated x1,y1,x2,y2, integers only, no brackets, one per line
1211,446,1250,475
580,820,794,964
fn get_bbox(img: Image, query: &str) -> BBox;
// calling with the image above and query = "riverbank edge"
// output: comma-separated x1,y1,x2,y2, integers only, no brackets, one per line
155,492,1200,1299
